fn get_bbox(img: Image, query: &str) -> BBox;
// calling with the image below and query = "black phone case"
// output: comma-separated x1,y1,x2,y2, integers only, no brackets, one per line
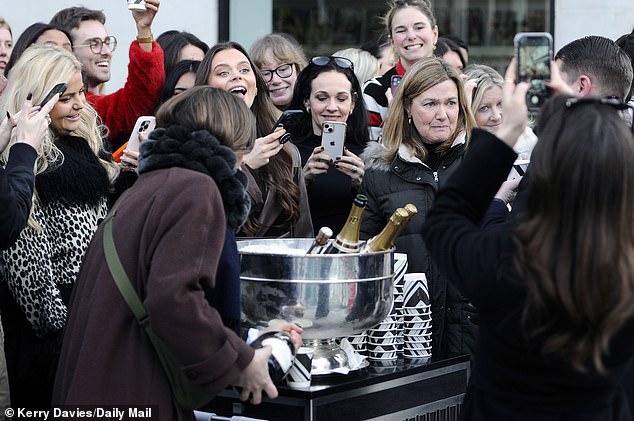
39,83,68,108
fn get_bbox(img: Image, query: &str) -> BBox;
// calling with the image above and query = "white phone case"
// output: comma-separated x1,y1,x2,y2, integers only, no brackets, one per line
321,121,346,160
127,116,156,153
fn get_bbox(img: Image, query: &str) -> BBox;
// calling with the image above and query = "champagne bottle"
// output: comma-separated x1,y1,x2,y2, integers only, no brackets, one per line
323,194,367,254
306,226,334,254
362,207,410,253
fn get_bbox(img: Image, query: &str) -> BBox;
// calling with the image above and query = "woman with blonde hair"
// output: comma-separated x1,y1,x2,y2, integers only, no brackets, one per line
332,47,380,86
0,18,12,76
361,56,478,358
463,64,537,160
249,33,308,110
0,44,119,408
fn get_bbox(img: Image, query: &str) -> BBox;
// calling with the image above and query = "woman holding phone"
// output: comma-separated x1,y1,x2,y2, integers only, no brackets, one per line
0,44,119,408
287,56,368,233
195,41,312,238
422,68,634,420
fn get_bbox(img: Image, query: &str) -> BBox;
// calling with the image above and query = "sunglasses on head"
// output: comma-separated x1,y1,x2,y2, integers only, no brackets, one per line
310,56,354,71
566,96,634,134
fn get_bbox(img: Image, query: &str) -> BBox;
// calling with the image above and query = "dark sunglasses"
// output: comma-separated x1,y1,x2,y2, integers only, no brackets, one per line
310,56,354,71
565,96,634,134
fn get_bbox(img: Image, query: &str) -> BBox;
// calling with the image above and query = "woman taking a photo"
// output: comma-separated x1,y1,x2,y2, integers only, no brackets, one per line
422,65,634,420
287,55,368,233
195,42,312,238
360,56,477,358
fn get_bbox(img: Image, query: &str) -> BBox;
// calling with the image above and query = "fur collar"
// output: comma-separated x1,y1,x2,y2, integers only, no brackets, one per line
138,125,250,230
36,136,110,208
361,131,468,172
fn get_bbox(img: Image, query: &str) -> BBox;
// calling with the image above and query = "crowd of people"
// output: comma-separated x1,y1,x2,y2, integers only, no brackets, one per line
0,0,634,419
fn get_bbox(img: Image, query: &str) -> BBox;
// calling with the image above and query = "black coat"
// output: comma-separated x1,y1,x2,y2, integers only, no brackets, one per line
0,143,37,250
360,139,478,358
422,128,634,420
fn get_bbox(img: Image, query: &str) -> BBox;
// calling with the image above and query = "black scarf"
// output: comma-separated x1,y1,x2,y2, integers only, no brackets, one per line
138,125,250,230
36,136,110,208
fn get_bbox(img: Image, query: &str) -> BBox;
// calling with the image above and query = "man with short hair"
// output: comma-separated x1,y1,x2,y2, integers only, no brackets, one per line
555,35,633,100
50,0,164,150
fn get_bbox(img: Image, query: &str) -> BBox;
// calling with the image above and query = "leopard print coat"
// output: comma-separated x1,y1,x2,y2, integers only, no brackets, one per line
0,136,111,337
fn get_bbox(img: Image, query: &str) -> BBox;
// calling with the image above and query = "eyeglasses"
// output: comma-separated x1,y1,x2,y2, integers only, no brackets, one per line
260,63,295,83
74,36,117,54
310,56,354,71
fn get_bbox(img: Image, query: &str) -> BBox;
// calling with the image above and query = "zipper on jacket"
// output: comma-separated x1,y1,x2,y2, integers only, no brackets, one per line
433,171,439,182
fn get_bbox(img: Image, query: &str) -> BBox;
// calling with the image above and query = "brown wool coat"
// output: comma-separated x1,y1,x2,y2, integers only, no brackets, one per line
52,167,254,420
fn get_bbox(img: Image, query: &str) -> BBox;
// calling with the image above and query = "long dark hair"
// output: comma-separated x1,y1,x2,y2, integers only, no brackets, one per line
194,41,300,234
160,59,200,104
156,30,209,77
4,22,72,77
288,58,369,147
514,95,634,373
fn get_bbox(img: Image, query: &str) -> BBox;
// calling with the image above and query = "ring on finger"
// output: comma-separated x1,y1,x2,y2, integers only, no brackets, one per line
44,115,51,124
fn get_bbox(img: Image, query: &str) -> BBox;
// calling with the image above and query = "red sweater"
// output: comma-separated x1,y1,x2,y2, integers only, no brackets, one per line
86,40,165,150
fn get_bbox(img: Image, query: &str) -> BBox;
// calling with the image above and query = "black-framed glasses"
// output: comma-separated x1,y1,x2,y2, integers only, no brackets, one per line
260,63,295,83
74,36,117,54
310,56,354,71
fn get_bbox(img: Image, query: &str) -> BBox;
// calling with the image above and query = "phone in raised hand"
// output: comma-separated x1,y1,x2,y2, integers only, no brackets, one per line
273,109,304,144
126,116,156,153
514,32,553,112
39,83,68,108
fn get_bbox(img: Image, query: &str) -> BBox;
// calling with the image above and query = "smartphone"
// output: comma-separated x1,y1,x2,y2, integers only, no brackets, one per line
390,75,402,95
39,83,68,108
507,159,530,181
273,109,304,144
321,121,346,160
126,116,156,153
514,32,553,112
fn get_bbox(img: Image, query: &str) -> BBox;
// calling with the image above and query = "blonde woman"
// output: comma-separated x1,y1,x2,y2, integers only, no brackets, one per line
360,56,478,358
463,64,537,160
0,44,118,408
333,47,380,86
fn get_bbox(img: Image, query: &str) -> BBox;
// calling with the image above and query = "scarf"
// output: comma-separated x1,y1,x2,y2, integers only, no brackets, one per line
36,136,110,207
138,125,250,231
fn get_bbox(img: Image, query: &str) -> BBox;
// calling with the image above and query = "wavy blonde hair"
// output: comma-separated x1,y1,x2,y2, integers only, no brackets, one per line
0,44,118,227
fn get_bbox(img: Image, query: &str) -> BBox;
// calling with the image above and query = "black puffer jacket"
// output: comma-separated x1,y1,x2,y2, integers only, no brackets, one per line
360,138,478,358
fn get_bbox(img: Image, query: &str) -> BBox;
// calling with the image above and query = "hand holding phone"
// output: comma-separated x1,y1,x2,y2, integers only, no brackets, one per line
514,32,553,112
273,109,304,144
39,83,68,108
390,75,402,96
321,121,346,160
126,116,156,153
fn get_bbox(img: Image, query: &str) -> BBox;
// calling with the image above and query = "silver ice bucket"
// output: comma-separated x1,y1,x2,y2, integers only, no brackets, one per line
238,238,394,340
